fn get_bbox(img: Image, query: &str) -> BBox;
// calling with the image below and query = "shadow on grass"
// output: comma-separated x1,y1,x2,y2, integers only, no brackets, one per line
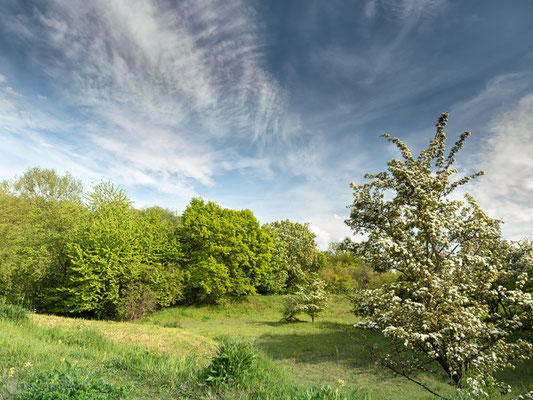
256,323,389,371
246,320,309,327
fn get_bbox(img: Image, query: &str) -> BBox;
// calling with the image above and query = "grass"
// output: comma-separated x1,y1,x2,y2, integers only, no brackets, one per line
0,304,365,399
142,295,533,399
1,296,531,399
0,316,208,399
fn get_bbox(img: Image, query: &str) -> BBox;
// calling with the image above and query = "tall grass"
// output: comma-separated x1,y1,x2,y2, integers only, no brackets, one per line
0,298,28,324
0,314,367,399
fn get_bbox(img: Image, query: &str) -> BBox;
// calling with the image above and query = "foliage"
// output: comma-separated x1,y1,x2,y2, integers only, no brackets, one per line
282,279,329,323
263,219,323,293
0,168,86,308
6,167,83,204
116,283,158,322
204,339,257,386
15,366,128,399
346,113,533,396
0,298,28,324
179,198,273,303
61,182,183,318
320,242,396,293
506,238,533,294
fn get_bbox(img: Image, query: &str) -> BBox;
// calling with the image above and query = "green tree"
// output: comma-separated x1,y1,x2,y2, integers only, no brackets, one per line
347,113,533,396
0,168,85,308
179,198,273,303
62,183,183,318
319,242,395,293
8,167,83,204
263,219,322,293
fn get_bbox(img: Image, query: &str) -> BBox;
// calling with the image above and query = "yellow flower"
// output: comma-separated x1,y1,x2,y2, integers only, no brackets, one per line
61,358,65,363
8,367,15,377
337,379,345,387
24,361,33,368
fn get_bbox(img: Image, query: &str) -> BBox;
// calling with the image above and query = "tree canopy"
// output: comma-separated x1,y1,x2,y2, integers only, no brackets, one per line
180,198,273,303
263,219,323,293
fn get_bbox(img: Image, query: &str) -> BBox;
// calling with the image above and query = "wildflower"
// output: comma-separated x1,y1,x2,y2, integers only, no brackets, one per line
24,361,32,368
61,358,65,363
8,367,15,378
337,379,345,387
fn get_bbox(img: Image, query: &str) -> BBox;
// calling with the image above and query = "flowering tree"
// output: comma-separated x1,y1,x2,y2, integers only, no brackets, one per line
282,279,328,323
347,113,533,397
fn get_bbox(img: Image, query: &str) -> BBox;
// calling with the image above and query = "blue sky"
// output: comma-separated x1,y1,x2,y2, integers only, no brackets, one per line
1,0,532,248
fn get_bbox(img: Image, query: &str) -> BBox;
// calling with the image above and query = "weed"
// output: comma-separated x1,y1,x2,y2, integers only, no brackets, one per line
204,339,257,386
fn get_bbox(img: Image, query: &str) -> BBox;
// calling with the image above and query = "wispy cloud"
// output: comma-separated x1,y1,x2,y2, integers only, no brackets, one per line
2,0,290,194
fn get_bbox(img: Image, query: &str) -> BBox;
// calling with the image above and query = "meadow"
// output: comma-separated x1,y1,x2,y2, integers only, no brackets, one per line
2,296,532,399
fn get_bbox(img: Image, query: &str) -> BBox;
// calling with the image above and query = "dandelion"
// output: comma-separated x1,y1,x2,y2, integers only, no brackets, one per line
24,361,32,368
61,358,65,363
8,367,15,378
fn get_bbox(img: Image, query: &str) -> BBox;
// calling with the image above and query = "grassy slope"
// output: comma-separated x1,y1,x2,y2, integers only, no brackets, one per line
142,295,533,400
1,296,531,399
1,314,215,399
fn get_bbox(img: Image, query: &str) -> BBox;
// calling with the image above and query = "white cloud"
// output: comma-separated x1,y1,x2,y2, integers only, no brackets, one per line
0,74,6,84
2,0,292,195
470,94,533,239
309,214,354,250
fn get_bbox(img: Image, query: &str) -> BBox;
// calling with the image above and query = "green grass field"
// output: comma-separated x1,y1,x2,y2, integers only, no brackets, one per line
1,296,532,399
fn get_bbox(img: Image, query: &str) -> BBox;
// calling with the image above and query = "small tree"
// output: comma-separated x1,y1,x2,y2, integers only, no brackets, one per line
346,113,533,397
282,279,328,323
264,219,322,292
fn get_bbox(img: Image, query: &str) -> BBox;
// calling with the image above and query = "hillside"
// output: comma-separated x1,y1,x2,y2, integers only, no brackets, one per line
1,296,531,399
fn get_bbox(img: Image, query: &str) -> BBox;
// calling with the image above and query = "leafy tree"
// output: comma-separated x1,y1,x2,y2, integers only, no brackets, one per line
179,198,273,303
8,167,83,204
61,183,183,318
141,206,182,231
281,279,328,323
319,242,395,293
0,168,85,308
346,113,533,396
263,219,322,293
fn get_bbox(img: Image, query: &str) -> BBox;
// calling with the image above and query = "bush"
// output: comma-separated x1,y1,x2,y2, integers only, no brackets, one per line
116,283,158,321
204,339,257,386
0,298,28,324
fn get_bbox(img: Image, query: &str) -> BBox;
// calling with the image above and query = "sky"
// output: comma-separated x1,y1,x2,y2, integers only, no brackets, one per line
0,0,532,249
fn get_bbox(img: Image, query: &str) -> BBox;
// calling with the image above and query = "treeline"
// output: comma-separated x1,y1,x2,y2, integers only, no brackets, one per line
0,168,389,320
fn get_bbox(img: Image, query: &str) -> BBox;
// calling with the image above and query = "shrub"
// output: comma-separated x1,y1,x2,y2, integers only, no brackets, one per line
204,339,257,386
116,283,158,321
0,298,28,324
281,295,304,322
